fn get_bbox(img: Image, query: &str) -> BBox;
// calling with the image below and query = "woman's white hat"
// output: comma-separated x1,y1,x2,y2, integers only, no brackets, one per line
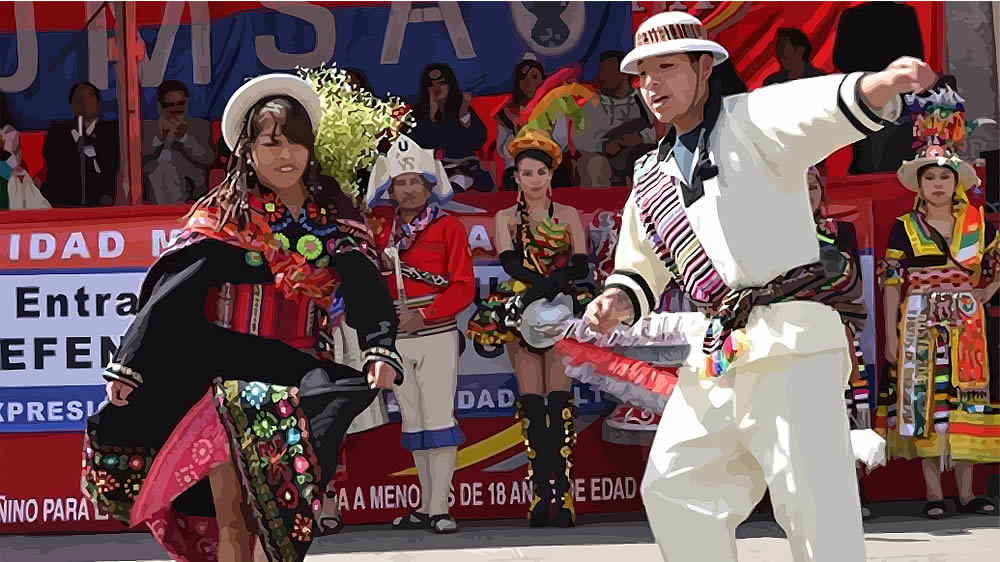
366,134,453,206
621,12,728,75
221,73,322,151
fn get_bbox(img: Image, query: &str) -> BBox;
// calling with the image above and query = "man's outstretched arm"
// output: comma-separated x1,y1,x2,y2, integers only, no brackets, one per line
745,57,936,173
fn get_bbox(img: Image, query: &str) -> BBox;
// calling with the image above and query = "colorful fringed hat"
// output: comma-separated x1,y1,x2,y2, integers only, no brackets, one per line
897,85,979,193
508,129,563,169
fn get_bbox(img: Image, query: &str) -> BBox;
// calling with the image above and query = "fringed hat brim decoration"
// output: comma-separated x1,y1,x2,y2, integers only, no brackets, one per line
300,66,413,196
508,129,563,169
366,134,453,207
897,85,980,192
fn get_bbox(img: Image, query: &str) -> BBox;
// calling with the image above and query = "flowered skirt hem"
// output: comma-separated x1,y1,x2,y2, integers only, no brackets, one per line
82,380,322,562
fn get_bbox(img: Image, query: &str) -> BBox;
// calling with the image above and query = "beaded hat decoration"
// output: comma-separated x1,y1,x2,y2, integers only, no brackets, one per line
897,85,979,192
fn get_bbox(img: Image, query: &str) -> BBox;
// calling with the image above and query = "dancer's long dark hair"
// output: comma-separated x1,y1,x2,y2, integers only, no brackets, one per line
187,95,341,230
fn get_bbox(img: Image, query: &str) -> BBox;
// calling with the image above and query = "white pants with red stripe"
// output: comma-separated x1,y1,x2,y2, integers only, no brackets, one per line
641,347,866,562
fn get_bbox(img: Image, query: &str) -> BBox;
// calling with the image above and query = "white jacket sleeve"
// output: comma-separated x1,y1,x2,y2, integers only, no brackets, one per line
742,72,902,174
604,188,674,322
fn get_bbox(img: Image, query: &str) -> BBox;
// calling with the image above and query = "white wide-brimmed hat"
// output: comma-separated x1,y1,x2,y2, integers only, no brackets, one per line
366,134,453,207
897,143,979,193
621,12,728,75
221,73,322,151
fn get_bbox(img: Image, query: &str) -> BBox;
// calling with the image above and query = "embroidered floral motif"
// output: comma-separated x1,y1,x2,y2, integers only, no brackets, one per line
123,476,143,498
242,382,270,408
291,514,313,542
276,399,293,417
270,385,289,402
190,439,214,466
276,481,299,508
82,434,152,525
93,470,118,494
252,411,279,439
216,380,322,560
273,233,291,251
306,202,331,226
128,455,145,471
175,464,198,487
296,235,323,260
245,251,264,267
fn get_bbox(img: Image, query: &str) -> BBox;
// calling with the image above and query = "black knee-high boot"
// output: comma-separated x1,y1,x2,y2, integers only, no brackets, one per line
547,390,577,528
517,393,553,527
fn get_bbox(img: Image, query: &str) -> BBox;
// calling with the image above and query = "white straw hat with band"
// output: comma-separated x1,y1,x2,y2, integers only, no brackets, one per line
621,12,729,75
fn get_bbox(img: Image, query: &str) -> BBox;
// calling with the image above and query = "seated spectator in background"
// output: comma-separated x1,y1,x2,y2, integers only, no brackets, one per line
42,82,119,207
407,64,495,192
1,93,49,210
762,28,825,86
574,50,656,187
496,58,572,189
142,80,214,204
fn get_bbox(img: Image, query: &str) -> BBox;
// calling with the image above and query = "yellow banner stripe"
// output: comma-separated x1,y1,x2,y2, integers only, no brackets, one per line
390,422,524,477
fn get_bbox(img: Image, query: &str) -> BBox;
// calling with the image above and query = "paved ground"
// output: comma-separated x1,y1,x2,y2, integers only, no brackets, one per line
1,501,997,561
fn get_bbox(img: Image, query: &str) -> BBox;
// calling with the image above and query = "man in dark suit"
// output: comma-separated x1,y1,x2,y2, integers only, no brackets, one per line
42,82,120,207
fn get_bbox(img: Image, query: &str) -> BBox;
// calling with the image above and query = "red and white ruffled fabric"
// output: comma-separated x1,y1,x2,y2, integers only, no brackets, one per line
555,313,707,413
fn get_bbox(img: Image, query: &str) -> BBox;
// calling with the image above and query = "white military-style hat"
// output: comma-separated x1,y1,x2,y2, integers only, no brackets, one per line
366,134,453,206
221,73,322,151
621,12,728,75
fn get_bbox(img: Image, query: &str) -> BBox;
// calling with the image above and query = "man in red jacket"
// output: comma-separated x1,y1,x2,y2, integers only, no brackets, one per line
367,135,476,534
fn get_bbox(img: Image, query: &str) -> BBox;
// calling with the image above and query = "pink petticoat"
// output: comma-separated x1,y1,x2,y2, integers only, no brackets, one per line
83,381,322,562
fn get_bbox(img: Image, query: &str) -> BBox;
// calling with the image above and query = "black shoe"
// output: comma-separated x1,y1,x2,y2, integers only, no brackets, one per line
430,513,459,534
923,500,948,519
392,509,431,530
957,497,996,515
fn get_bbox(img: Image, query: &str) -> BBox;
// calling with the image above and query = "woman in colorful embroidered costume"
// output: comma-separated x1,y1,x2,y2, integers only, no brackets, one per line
82,74,403,562
468,129,589,527
878,89,1000,520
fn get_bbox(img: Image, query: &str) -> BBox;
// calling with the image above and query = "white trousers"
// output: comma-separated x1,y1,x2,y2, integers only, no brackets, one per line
394,331,462,448
641,348,866,562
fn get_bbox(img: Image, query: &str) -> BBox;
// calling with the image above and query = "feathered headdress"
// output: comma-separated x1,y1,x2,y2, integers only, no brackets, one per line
897,86,979,192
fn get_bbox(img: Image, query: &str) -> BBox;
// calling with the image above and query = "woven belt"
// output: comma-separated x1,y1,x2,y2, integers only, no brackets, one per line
700,254,842,377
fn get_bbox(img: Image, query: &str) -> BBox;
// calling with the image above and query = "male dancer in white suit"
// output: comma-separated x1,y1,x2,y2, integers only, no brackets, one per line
584,11,937,562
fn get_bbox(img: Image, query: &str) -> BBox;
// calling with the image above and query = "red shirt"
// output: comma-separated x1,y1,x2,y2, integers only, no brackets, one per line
373,208,475,324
